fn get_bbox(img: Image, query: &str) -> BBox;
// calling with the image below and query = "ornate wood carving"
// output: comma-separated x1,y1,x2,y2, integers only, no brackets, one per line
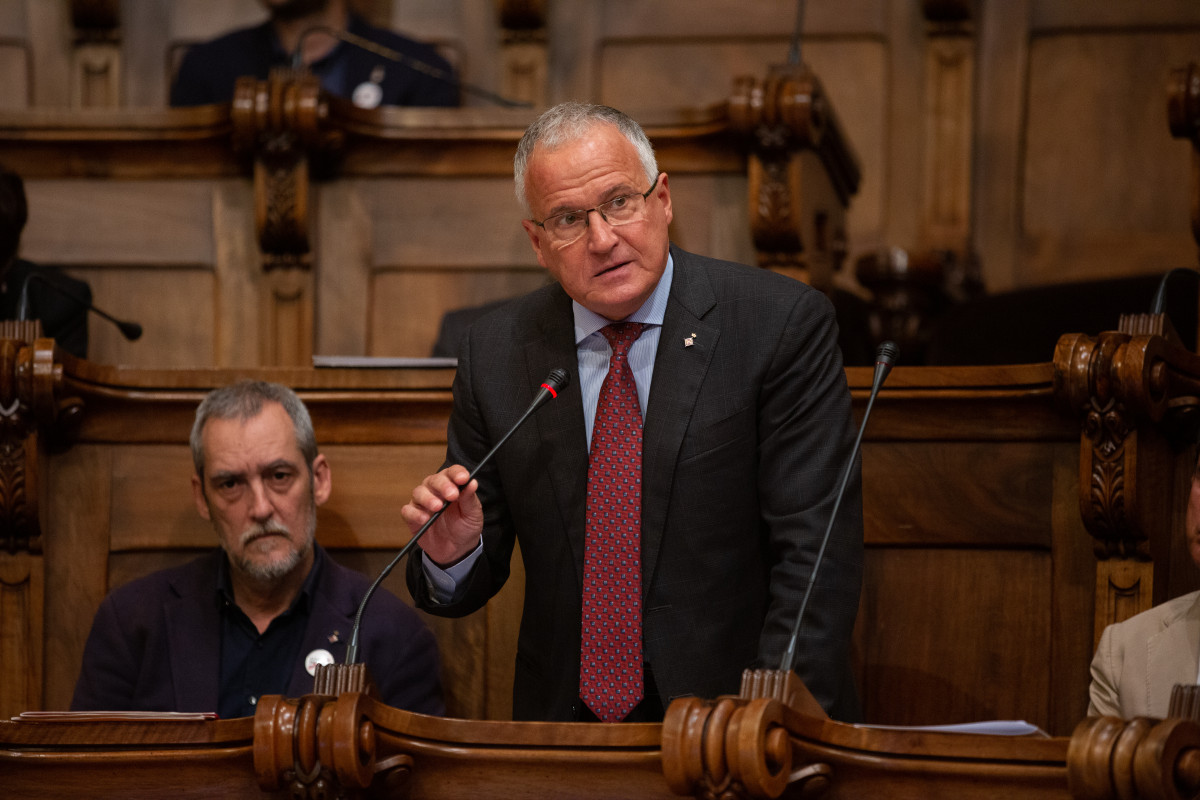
920,6,975,254
229,71,343,365
729,65,861,289
0,336,79,718
1055,330,1200,634
1054,331,1200,557
1068,715,1200,800
662,695,829,800
0,337,82,554
230,71,344,272
254,692,411,798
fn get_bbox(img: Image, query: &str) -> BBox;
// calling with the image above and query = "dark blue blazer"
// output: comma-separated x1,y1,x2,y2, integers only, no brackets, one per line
407,244,864,722
170,12,458,108
72,545,444,716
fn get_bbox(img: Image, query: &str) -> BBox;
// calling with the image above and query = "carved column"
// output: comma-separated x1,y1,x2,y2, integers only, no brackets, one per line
231,72,343,367
254,692,412,799
70,0,121,108
1054,331,1200,645
0,336,82,717
662,693,830,800
728,65,861,293
497,0,547,108
920,0,976,255
1069,715,1200,800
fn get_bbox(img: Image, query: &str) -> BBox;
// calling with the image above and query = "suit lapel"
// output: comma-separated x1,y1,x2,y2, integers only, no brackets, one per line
287,551,355,696
640,247,718,587
1147,593,1200,717
523,290,590,585
165,555,222,712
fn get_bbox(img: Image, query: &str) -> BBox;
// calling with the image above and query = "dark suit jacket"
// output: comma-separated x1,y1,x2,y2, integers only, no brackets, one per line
72,545,444,716
170,13,459,108
407,244,863,721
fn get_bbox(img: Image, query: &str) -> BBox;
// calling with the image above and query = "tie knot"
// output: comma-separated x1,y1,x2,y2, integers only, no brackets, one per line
601,322,645,358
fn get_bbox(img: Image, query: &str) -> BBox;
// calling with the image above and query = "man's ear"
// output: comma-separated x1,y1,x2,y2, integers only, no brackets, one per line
311,454,332,507
521,219,550,270
656,172,673,226
192,474,211,521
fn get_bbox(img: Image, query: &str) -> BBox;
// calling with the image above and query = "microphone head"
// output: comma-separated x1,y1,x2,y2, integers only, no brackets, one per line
875,341,899,368
119,321,143,341
543,368,570,393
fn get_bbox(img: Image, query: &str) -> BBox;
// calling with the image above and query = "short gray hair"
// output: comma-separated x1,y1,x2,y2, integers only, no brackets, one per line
513,102,659,215
190,380,318,479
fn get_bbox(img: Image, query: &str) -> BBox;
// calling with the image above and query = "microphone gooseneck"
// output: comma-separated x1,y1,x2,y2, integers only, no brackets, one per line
18,270,143,341
344,367,570,664
292,25,531,108
778,341,898,673
787,0,807,65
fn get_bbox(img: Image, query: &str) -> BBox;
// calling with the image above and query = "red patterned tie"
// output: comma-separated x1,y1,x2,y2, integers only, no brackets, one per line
580,322,646,722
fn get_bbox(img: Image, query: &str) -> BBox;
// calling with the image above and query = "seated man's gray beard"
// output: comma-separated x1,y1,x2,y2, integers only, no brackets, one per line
230,516,315,581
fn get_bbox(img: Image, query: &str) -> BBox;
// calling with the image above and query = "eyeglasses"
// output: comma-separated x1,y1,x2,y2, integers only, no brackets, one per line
530,176,660,246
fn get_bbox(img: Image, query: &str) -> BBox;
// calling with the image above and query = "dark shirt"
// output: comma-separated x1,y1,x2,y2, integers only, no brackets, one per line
216,549,322,719
170,12,459,108
0,258,90,359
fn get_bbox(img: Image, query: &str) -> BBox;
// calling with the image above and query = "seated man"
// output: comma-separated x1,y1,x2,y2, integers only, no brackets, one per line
171,0,459,109
1089,449,1200,718
0,164,90,359
72,380,444,718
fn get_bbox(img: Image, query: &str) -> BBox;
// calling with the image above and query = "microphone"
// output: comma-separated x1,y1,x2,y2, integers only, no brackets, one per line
17,270,142,341
344,367,570,663
1150,267,1199,315
778,341,898,673
787,0,807,64
291,25,531,109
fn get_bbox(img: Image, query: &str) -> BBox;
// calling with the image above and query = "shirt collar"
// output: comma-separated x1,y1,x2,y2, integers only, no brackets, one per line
573,250,674,345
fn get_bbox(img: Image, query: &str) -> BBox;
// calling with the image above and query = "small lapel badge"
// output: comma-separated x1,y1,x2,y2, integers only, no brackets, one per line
684,332,697,347
304,648,335,676
328,630,340,644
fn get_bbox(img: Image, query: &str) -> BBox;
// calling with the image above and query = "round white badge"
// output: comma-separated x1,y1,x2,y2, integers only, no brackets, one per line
304,648,335,676
352,80,383,109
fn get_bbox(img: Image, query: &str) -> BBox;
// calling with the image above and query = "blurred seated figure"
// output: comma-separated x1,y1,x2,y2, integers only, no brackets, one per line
170,0,460,109
925,273,1194,366
1089,448,1200,718
0,164,90,359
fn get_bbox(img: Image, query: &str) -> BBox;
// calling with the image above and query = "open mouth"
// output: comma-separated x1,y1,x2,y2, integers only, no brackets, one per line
596,261,629,277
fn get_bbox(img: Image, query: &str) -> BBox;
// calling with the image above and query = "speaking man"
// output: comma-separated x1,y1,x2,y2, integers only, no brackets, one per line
402,102,863,723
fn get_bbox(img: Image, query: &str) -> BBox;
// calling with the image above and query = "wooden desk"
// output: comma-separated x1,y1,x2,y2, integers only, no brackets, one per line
3,691,1196,800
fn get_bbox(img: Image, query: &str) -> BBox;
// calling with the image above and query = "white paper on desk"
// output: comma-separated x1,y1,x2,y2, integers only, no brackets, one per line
311,355,457,368
855,720,1047,736
12,710,218,722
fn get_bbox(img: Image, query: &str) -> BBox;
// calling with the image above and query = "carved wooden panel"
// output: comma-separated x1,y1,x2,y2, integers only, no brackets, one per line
0,551,43,718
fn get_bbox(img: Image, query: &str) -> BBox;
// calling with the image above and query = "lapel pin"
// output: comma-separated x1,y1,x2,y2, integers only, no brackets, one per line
684,333,697,347
328,630,341,644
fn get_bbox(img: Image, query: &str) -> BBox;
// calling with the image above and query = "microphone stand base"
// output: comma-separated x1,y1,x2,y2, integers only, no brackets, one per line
313,662,377,698
739,668,828,719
